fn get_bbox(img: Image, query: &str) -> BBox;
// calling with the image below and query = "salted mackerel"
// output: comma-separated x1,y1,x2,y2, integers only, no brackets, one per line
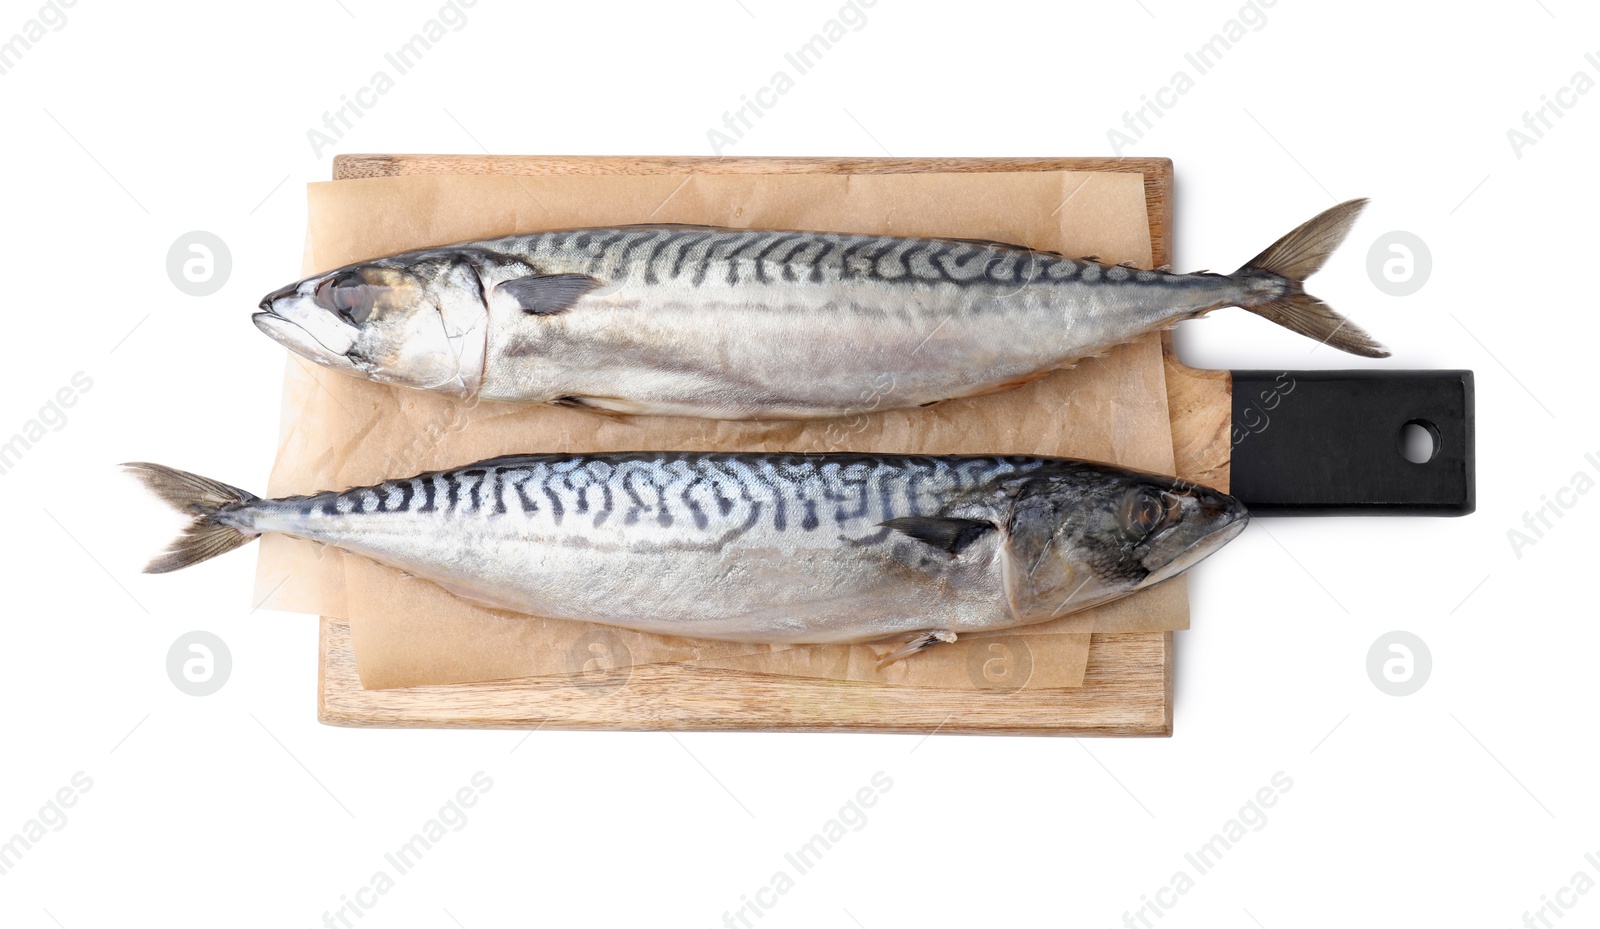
127,453,1247,661
254,200,1384,420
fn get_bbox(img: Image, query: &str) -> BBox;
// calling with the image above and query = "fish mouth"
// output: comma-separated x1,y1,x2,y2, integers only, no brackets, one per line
259,284,297,309
1141,498,1250,587
253,309,362,375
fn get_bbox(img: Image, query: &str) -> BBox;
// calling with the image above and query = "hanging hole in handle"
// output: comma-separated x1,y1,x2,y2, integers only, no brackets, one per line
1400,419,1440,464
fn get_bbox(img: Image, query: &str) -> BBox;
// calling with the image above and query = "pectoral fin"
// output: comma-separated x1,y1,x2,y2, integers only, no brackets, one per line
498,273,603,316
880,516,995,555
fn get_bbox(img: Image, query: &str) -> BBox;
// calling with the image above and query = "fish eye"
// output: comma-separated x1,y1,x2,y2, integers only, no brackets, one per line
1120,488,1171,538
314,273,377,325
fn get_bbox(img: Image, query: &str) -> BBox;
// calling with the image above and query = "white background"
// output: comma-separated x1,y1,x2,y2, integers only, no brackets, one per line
1,1,1594,927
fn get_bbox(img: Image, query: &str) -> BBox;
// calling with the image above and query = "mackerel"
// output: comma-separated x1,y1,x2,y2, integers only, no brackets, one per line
255,200,1385,420
127,453,1247,660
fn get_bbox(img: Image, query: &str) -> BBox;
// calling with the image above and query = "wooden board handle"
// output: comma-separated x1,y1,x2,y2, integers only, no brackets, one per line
1228,370,1475,516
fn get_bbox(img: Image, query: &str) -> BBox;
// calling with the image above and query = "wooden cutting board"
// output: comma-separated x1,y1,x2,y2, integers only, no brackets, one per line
306,155,1233,736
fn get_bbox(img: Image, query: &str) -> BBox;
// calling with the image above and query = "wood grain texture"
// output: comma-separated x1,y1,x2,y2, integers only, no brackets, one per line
316,154,1220,736
319,619,1173,735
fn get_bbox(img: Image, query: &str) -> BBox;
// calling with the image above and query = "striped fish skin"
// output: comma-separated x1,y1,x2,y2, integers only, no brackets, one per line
130,453,1248,646
254,201,1385,420
478,229,1234,418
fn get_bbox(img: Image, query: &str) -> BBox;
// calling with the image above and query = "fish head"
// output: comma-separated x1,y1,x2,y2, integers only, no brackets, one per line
1000,463,1249,622
254,252,493,397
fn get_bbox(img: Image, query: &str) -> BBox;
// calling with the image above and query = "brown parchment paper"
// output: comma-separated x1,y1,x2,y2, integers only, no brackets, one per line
254,170,1186,691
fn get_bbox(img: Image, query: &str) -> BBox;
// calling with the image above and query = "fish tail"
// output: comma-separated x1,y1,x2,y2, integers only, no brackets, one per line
1231,198,1389,358
123,462,261,573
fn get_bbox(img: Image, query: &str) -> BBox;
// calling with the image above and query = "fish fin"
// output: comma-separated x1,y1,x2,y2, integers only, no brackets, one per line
617,222,723,231
880,516,994,555
952,369,1055,400
927,233,1033,250
122,462,260,574
1233,198,1389,358
549,396,644,425
876,630,958,669
497,273,603,316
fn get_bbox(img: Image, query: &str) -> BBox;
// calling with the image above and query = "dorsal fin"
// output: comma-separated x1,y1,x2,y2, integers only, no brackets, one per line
619,224,1071,258
615,222,725,231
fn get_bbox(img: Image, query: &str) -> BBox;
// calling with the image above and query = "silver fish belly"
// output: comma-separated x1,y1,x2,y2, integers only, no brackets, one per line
476,228,1236,418
255,201,1386,420
128,454,1249,648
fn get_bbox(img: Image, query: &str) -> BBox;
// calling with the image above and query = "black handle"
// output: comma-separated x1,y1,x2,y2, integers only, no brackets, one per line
1227,370,1475,516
